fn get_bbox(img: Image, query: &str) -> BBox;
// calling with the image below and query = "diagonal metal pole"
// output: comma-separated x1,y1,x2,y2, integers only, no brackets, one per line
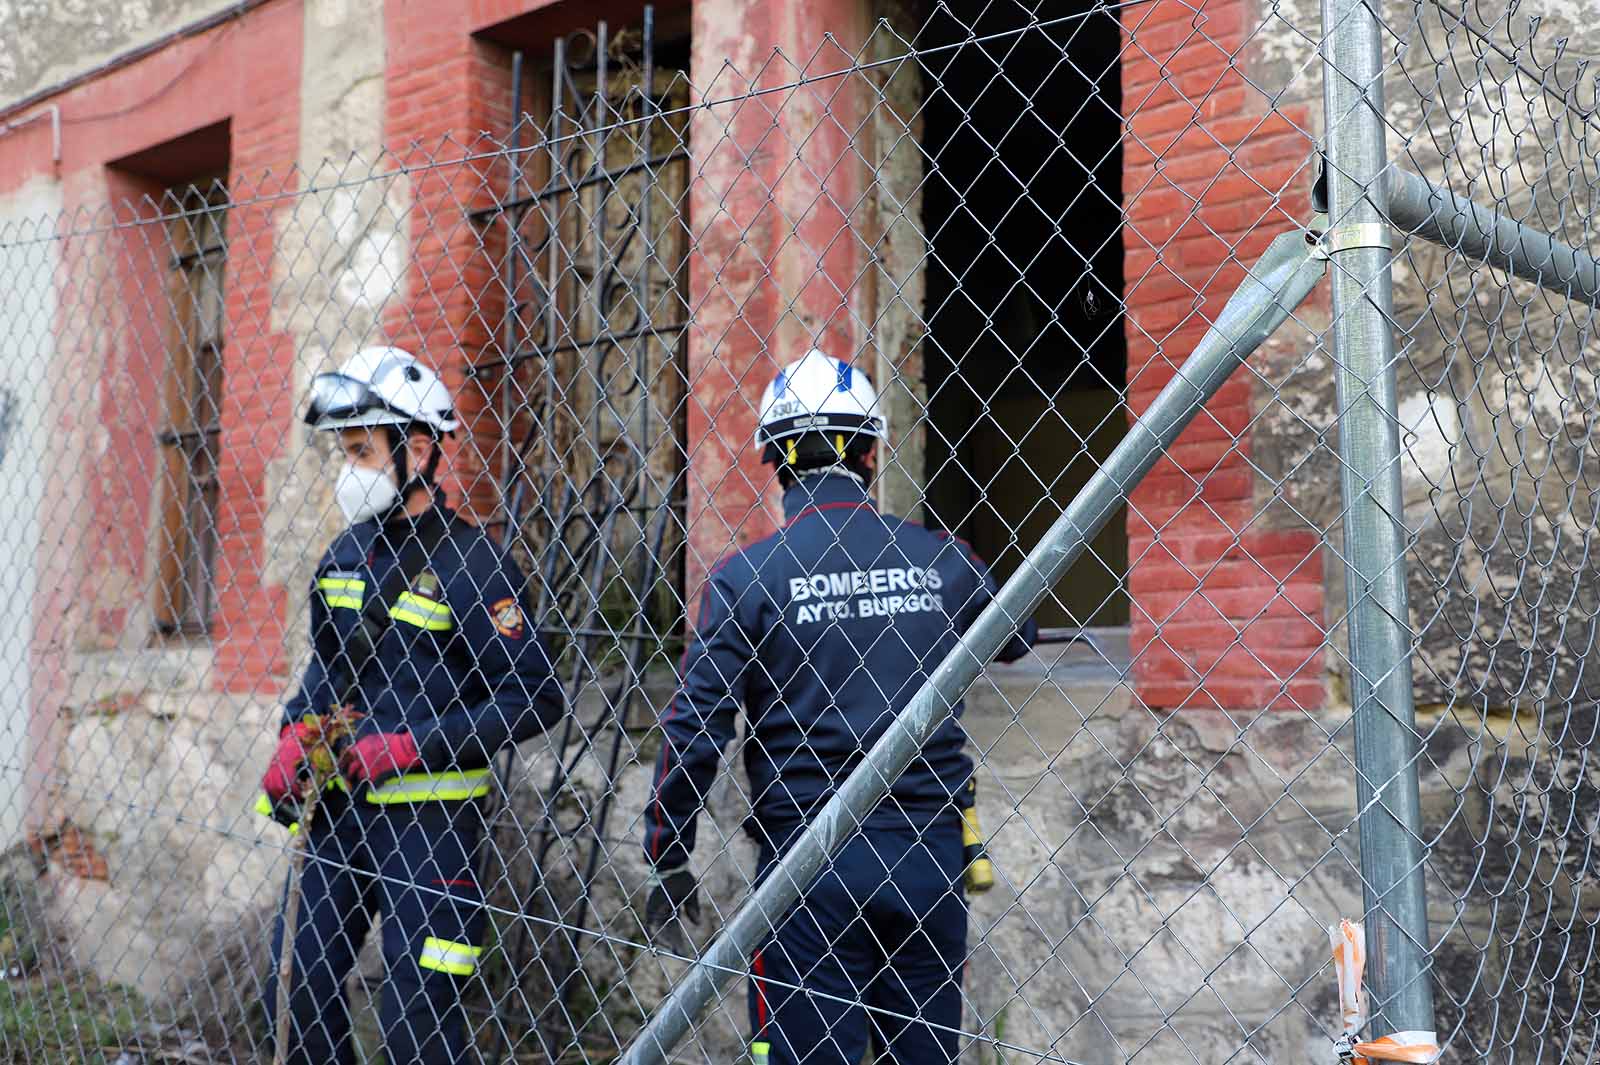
618,230,1328,1065
1321,0,1437,1044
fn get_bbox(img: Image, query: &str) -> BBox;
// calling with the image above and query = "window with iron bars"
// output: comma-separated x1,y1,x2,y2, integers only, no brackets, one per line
152,185,227,637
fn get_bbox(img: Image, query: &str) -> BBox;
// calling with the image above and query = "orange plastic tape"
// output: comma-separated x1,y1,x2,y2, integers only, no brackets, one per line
1352,1032,1439,1063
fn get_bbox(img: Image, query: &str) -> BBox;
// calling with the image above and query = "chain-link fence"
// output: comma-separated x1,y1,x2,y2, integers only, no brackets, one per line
0,0,1598,1061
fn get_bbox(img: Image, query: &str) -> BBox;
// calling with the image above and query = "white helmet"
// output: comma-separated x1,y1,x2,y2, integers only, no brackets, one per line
303,346,458,434
755,349,887,465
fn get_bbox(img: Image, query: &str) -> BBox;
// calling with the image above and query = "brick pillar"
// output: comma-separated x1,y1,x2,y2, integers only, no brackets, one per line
684,0,869,602
383,9,515,522
210,3,307,692
1120,0,1325,710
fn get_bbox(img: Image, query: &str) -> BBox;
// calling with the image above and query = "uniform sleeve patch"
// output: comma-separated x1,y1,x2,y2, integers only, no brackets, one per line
491,597,526,639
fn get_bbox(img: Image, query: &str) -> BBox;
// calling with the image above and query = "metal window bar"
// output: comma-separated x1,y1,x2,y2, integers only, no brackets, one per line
472,11,691,1060
154,188,227,638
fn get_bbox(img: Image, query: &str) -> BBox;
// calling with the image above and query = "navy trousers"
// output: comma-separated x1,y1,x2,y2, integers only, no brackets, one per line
264,792,486,1065
748,812,968,1065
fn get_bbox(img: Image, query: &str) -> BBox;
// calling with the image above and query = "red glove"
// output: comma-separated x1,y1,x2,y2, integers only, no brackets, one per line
339,731,421,791
261,722,316,805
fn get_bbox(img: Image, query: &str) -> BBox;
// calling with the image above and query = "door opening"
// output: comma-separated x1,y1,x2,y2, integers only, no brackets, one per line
920,0,1128,630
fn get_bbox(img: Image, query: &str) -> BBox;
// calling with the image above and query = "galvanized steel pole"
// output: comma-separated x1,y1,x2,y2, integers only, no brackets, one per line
619,231,1328,1065
1320,0,1437,1043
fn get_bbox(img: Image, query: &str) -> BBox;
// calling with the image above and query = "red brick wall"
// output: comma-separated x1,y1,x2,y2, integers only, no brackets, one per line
1120,0,1325,710
382,3,514,521
212,24,305,691
92,172,171,643
0,1,306,696
383,0,665,524
0,0,1333,716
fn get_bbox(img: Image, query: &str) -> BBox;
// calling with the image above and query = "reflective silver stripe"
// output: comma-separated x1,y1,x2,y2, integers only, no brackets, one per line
361,768,492,804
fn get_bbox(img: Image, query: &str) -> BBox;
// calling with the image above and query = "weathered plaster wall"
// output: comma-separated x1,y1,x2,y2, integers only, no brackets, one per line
866,0,929,522
16,0,386,1016
1239,0,1600,1056
0,179,58,852
0,0,245,112
266,0,396,701
1247,0,1600,714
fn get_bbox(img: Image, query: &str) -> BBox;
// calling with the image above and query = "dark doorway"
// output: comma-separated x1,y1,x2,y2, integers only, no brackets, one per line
920,0,1128,629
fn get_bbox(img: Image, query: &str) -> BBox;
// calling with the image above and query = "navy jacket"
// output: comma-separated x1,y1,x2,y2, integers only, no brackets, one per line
283,503,564,773
644,474,1037,870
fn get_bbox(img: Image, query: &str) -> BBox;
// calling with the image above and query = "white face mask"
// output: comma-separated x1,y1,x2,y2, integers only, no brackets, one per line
335,463,399,525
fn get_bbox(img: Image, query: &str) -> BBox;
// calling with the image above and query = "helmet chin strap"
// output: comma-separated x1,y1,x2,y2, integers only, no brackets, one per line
381,426,444,523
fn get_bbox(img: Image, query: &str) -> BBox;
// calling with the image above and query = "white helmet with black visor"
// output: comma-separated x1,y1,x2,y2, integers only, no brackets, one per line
305,346,457,523
304,346,458,435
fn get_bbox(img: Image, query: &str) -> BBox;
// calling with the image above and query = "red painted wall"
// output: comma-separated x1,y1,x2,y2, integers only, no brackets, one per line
0,2,304,701
381,3,512,521
681,0,869,606
0,0,1333,734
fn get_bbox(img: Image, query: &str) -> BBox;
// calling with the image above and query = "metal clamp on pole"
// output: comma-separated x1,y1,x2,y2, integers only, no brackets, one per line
1320,223,1392,255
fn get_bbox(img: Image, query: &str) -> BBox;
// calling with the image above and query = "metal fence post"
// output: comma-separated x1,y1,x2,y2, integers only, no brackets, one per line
1320,0,1437,1042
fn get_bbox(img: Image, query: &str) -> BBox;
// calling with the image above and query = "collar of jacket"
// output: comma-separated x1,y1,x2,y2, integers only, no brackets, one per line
782,473,874,523
376,499,453,548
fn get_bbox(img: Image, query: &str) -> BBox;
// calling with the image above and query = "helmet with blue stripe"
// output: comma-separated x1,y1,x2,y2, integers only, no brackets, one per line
755,349,888,468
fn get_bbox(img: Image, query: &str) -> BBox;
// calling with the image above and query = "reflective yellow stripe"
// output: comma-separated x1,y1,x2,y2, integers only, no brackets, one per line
751,1041,770,1065
418,936,482,976
391,592,453,631
255,783,337,824
960,805,994,893
317,576,366,610
361,769,492,804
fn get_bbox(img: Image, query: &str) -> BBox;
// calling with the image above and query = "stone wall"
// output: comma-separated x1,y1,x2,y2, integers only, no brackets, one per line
45,650,281,1013
489,652,1592,1063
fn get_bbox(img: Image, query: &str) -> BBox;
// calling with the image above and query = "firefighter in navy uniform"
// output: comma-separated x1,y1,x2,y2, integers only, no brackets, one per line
256,346,565,1065
641,348,1037,1065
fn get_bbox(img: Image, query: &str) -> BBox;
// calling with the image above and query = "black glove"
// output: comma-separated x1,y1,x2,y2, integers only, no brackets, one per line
644,866,701,939
268,797,303,829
